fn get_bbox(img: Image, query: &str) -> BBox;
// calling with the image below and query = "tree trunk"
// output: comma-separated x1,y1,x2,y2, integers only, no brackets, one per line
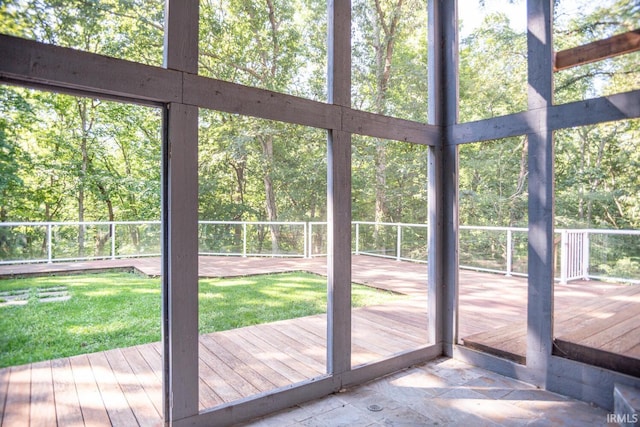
95,182,114,254
77,100,89,257
260,135,280,253
509,135,528,226
372,0,404,248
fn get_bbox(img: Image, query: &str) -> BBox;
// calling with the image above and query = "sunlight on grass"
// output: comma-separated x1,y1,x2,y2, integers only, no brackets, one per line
0,271,404,368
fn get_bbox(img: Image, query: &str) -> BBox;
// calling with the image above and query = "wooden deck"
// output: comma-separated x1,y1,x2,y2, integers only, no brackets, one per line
0,299,428,426
0,255,638,425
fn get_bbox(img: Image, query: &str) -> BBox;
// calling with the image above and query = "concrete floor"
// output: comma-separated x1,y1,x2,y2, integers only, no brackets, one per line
242,358,613,427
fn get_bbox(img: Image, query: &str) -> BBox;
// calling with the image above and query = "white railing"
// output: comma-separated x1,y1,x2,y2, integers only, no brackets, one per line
352,221,429,263
0,221,638,283
0,220,162,264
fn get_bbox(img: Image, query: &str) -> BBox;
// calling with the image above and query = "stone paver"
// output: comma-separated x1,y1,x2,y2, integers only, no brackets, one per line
242,358,613,426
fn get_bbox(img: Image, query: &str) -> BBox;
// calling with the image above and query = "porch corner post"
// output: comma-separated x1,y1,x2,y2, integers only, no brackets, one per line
428,0,459,356
526,0,555,387
326,0,352,376
162,0,200,424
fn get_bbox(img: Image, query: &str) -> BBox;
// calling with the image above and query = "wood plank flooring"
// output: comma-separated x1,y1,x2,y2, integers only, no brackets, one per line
0,300,427,426
460,278,640,374
0,255,637,425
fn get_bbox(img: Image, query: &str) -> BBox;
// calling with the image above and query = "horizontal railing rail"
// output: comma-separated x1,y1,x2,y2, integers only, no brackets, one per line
0,221,638,283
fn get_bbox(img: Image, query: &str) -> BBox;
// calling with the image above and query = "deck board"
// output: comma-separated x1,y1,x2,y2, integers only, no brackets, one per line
29,360,56,427
197,342,242,403
0,367,9,426
102,348,161,427
69,354,112,426
244,325,325,378
50,357,84,427
118,347,163,417
0,256,637,425
3,365,31,427
86,352,139,427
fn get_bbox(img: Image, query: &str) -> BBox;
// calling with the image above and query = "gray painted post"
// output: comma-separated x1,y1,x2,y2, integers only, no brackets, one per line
526,0,555,385
396,225,402,261
582,232,590,280
326,0,352,374
428,0,459,355
506,229,513,276
163,0,200,423
560,230,568,284
111,222,116,260
243,222,247,257
47,224,52,263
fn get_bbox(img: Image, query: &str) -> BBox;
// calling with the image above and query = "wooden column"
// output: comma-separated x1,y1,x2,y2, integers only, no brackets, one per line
326,0,352,375
162,0,200,423
428,0,459,356
526,0,554,385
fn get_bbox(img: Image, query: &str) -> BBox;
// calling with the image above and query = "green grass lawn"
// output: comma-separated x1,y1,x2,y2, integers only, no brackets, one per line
0,271,403,368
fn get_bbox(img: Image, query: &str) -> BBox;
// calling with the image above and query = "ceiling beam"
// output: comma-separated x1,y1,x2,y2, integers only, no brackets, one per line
554,29,640,71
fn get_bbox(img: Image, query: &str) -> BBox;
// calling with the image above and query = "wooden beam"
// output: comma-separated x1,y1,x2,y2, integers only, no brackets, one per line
328,0,351,108
554,29,640,72
526,0,555,387
450,89,640,145
342,109,440,145
183,73,340,130
427,0,458,356
162,103,199,422
326,0,352,376
164,0,199,74
0,34,182,104
162,0,200,424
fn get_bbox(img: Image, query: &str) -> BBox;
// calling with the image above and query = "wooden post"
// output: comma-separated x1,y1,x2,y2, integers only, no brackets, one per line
526,0,554,386
428,0,459,356
162,0,200,424
326,0,352,375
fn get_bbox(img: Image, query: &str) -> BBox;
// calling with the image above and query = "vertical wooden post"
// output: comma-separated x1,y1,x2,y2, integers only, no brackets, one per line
326,0,352,375
162,0,200,424
526,0,554,385
428,0,459,356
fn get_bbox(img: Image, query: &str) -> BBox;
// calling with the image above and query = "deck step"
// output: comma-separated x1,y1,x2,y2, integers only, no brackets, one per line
613,383,640,426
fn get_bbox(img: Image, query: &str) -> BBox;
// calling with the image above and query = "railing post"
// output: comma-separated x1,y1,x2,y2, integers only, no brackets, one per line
47,224,53,263
396,224,402,261
303,222,308,258
242,222,247,257
355,222,360,255
506,229,513,276
560,229,568,284
111,222,116,260
582,231,590,280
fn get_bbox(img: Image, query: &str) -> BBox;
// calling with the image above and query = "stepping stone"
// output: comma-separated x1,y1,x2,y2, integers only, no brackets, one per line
0,289,29,298
38,291,68,298
1,299,29,306
39,286,67,293
39,295,71,303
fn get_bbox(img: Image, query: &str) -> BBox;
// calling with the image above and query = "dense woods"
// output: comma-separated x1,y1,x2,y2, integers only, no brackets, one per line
0,1,638,256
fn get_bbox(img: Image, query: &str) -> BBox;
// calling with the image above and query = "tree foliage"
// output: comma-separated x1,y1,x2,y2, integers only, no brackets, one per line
0,0,637,244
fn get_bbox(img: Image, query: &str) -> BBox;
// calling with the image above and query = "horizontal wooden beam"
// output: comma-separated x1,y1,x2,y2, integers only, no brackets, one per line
182,75,440,146
450,89,640,145
182,73,340,130
343,109,441,145
0,34,438,146
0,34,182,103
554,29,640,72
